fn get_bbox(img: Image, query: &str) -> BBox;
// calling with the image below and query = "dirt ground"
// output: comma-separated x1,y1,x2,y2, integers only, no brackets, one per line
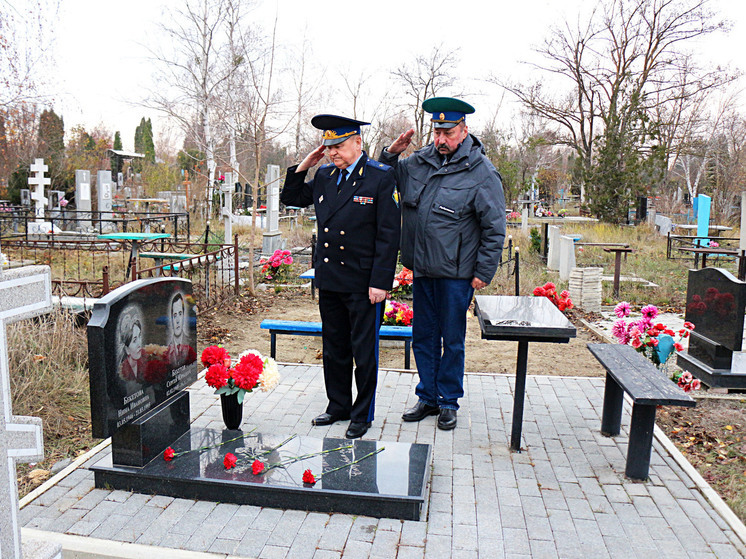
199,288,608,377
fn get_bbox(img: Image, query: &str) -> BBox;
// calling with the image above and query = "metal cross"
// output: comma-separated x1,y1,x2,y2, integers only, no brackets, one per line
0,267,52,559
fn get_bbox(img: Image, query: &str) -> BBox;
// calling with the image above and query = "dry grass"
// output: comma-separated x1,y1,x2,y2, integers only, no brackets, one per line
8,308,95,496
491,221,743,309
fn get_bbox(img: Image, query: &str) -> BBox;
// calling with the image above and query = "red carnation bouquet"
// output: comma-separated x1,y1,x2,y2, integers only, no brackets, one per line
202,345,280,404
532,282,573,313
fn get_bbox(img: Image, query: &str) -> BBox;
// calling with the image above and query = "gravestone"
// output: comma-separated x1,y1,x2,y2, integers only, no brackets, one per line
677,267,746,389
655,214,673,236
97,170,114,231
547,225,560,271
262,164,282,255
87,277,198,466
558,235,576,281
221,172,235,243
20,190,30,207
75,170,92,231
0,265,62,559
27,159,53,236
695,194,711,247
636,196,647,222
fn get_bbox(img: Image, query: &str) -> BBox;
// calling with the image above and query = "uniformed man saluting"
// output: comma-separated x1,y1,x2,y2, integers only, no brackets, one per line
281,115,401,439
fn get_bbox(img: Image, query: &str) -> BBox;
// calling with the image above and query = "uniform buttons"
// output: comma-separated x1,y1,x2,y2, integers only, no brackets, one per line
324,243,329,247
340,231,345,235
324,257,329,263
324,227,329,232
340,246,344,250
341,262,345,265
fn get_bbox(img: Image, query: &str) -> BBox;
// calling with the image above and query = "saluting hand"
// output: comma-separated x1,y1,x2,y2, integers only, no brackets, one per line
388,129,415,155
297,144,327,172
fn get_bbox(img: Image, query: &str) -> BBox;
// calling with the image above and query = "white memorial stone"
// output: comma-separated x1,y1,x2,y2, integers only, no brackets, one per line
547,225,560,271
0,265,61,559
27,159,50,222
221,172,236,243
97,171,114,232
655,214,673,236
558,236,576,281
75,170,92,231
262,164,282,255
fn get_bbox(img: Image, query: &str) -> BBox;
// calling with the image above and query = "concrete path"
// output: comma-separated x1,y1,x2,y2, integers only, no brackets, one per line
20,365,746,558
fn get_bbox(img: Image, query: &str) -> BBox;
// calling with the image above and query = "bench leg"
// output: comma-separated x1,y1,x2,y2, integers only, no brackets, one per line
405,340,411,369
601,373,624,437
270,333,277,359
626,403,657,481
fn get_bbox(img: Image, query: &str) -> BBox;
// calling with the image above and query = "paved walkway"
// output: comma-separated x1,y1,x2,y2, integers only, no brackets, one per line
20,365,746,558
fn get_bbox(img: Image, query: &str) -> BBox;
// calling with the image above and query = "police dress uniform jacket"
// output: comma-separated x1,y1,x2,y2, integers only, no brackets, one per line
380,134,506,283
281,152,401,292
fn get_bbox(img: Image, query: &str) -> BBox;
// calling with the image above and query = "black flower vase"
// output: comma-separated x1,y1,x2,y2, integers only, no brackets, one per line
220,393,243,430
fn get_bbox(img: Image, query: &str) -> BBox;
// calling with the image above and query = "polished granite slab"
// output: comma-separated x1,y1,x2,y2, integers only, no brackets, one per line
90,428,431,520
475,295,576,341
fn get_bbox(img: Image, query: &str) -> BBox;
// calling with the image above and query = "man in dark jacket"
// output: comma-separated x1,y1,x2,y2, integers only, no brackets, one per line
281,114,401,439
380,97,506,430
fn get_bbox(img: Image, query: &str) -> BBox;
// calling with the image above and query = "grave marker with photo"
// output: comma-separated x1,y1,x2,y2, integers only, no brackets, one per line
87,277,198,465
677,267,746,389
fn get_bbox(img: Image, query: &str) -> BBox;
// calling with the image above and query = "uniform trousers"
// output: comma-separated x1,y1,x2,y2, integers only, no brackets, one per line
412,277,474,410
318,289,383,423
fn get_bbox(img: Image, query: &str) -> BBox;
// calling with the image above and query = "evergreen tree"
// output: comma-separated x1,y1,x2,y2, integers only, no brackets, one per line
133,117,155,172
37,108,65,185
112,131,123,177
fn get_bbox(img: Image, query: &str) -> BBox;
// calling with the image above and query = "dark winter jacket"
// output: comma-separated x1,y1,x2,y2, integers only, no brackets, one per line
380,134,506,283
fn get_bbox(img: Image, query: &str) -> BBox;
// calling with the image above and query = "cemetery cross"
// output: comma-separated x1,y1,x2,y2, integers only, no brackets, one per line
0,266,52,559
27,159,50,222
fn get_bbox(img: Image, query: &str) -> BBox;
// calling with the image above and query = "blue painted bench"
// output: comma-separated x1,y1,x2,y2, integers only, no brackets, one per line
260,319,413,369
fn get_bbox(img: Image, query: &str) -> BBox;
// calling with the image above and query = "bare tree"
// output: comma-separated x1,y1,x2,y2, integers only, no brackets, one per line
392,45,460,147
498,0,727,212
145,0,230,209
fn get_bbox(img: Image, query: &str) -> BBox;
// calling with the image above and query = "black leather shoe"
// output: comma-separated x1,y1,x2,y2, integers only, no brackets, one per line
312,412,349,426
402,401,440,422
437,409,457,430
345,422,371,439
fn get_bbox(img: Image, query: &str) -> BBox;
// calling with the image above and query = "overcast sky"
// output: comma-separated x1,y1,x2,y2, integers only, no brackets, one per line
40,0,746,152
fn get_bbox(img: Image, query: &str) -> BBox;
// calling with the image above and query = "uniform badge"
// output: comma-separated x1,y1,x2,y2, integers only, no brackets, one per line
392,187,400,208
319,195,324,203
353,196,374,205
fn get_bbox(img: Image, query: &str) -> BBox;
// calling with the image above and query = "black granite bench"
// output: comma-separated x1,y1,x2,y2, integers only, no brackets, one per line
260,319,413,369
587,343,696,480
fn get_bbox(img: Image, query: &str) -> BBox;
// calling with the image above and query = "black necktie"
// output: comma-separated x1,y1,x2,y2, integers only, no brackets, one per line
337,169,347,193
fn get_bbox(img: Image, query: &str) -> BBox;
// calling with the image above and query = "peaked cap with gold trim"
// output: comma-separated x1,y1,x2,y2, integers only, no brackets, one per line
422,97,475,129
311,114,370,146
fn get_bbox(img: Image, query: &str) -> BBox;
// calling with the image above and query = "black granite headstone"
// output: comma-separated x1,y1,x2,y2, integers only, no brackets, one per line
684,268,746,369
88,277,198,465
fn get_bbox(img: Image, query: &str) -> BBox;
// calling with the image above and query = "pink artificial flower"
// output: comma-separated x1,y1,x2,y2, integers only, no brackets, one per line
614,301,631,318
691,379,701,390
631,336,642,349
641,305,658,320
612,319,628,342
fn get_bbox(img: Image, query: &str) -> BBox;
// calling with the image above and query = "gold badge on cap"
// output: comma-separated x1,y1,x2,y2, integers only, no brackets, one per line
439,113,445,120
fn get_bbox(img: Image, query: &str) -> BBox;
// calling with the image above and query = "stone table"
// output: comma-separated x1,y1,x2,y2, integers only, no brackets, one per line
474,295,576,451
